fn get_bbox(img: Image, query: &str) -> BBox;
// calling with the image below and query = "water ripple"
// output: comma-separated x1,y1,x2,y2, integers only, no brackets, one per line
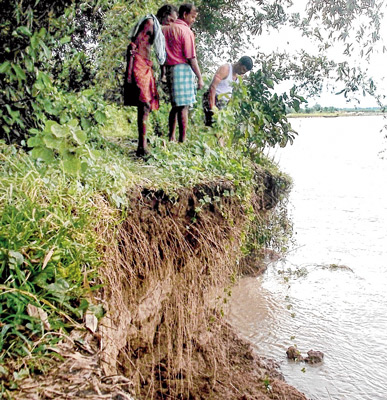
229,116,387,400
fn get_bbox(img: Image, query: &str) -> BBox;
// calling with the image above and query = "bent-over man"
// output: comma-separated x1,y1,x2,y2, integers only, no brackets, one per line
203,56,253,126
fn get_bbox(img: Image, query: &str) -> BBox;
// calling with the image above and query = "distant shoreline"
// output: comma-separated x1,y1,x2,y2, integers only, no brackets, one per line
287,111,385,118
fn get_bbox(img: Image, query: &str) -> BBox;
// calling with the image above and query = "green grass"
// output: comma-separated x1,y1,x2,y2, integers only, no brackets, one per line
0,144,102,364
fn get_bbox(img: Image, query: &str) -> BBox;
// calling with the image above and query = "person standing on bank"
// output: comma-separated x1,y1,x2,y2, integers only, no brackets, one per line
124,14,166,157
156,4,178,85
203,56,254,126
162,3,204,142
156,4,178,26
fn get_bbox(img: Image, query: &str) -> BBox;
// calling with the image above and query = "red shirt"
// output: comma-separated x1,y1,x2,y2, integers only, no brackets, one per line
163,19,196,66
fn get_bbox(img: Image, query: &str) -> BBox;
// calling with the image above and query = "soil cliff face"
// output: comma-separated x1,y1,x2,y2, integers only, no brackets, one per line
97,167,307,400
11,167,306,400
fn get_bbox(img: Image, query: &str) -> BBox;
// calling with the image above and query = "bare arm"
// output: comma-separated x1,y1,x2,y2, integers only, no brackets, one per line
187,57,204,90
208,64,229,108
127,43,136,84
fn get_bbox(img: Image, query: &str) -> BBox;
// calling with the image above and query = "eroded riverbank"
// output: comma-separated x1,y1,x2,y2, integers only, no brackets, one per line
9,166,307,399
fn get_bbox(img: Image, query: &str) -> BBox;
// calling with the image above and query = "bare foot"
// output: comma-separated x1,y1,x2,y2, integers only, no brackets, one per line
136,147,149,158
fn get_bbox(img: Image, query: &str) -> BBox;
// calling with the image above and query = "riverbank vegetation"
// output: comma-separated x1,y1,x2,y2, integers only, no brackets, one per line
1,0,385,398
287,105,386,118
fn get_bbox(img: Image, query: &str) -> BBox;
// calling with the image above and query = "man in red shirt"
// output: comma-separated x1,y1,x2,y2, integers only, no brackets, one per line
163,4,204,142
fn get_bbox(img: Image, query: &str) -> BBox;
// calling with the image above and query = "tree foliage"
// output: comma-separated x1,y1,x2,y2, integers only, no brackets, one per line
212,71,302,161
1,0,385,145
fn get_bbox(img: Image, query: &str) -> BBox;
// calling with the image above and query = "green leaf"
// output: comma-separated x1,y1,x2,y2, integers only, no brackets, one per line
13,368,29,381
43,133,62,149
295,95,307,103
88,304,105,319
57,141,69,155
41,98,57,115
95,111,106,124
8,251,24,268
266,79,274,89
81,117,91,130
5,105,20,120
31,33,39,49
90,149,100,159
33,80,44,91
0,61,11,74
17,26,32,37
25,45,37,61
40,41,51,59
38,71,52,87
27,136,43,147
51,124,69,138
71,127,87,145
67,119,79,128
46,280,70,303
274,71,283,80
33,266,55,288
60,36,71,45
24,56,34,72
31,147,55,162
39,27,47,38
0,365,9,378
63,153,81,174
12,64,27,81
44,120,58,133
81,161,88,173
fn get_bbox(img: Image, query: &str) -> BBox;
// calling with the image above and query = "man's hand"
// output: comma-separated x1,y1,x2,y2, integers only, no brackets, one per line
187,58,204,90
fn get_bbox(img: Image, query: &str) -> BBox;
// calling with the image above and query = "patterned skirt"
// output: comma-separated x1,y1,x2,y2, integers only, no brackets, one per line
166,64,196,107
132,54,159,110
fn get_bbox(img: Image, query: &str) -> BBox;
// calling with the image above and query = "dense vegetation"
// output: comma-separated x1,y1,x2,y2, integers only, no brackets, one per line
1,0,385,395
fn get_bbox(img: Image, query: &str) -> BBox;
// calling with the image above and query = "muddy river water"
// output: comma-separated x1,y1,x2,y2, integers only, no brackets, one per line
229,115,387,399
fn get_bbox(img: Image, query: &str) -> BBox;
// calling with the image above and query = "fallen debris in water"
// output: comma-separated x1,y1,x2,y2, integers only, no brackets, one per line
286,347,324,364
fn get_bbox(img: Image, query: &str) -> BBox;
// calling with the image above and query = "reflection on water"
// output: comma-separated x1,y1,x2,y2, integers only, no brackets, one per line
229,116,387,400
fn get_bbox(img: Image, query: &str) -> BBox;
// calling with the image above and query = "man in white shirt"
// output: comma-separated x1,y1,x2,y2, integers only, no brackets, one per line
203,56,253,126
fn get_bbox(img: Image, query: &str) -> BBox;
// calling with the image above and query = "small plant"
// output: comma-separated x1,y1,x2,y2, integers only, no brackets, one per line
27,119,98,174
263,376,272,392
211,71,305,161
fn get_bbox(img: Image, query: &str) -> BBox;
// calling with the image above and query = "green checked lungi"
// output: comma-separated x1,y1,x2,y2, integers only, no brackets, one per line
167,63,196,107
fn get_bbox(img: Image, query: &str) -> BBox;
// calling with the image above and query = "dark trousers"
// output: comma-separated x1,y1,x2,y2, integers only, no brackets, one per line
202,91,227,126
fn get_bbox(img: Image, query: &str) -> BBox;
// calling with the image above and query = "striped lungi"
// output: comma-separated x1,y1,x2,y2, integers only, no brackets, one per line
166,64,196,107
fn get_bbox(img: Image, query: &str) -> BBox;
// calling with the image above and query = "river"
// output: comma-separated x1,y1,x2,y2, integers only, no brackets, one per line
229,115,387,400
